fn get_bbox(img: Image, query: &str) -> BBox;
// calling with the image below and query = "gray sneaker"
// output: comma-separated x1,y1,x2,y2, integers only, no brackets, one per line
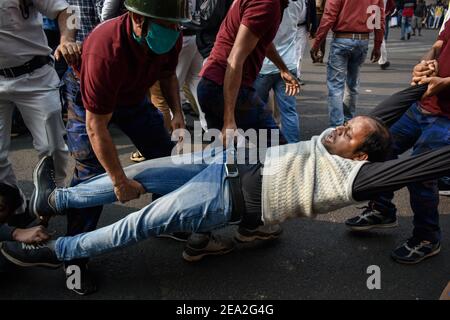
391,237,441,264
345,204,397,231
235,224,283,243
30,156,57,218
438,177,450,196
182,233,235,262
0,241,60,269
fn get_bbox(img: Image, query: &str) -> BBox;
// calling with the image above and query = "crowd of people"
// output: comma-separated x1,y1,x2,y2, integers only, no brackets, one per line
1,0,450,298
389,0,450,40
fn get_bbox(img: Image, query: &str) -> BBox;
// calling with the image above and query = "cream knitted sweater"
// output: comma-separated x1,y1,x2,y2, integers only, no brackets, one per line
261,129,367,224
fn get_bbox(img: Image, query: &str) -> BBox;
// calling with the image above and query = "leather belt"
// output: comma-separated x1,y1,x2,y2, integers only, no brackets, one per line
334,32,370,40
182,29,197,37
225,163,245,224
0,56,52,78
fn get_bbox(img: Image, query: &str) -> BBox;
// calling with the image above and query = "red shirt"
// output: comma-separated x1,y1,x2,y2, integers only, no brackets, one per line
420,21,450,119
80,13,182,115
200,0,287,87
314,0,385,50
402,7,414,17
386,0,396,16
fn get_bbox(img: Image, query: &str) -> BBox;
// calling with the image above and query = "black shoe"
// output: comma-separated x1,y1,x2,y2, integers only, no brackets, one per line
0,241,61,268
380,61,391,70
64,263,97,296
400,37,405,40
156,232,191,242
182,233,235,262
438,177,450,196
407,33,411,40
235,224,283,243
391,237,440,264
345,203,397,231
30,156,57,218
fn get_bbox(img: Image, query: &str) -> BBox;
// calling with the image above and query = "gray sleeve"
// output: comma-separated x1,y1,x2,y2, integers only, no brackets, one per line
101,0,122,21
0,224,15,241
35,0,70,20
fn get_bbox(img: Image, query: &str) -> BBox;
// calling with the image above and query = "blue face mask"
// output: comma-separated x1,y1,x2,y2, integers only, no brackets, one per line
134,22,180,55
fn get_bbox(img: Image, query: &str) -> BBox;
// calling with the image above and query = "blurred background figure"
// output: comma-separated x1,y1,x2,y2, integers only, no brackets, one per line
379,0,397,70
400,0,416,40
294,0,317,84
412,0,427,36
313,0,327,63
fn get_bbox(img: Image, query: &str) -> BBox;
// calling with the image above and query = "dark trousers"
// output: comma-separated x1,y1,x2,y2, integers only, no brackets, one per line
197,78,287,146
358,84,450,243
362,104,450,242
64,73,174,264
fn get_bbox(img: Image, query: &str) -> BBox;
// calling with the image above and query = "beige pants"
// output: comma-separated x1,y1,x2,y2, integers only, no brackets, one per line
0,64,69,212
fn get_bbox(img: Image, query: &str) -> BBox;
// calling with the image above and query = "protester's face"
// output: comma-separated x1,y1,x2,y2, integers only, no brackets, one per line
149,19,179,31
131,13,179,38
322,117,375,161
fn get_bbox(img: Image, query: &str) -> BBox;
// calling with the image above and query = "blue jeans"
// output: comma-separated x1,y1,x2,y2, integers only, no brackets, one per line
327,38,369,127
254,69,300,143
372,103,450,243
54,151,233,261
385,18,390,41
63,70,174,247
401,16,412,39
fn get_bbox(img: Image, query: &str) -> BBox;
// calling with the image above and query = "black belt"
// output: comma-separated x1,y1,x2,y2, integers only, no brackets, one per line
182,29,197,37
0,56,52,78
225,163,246,224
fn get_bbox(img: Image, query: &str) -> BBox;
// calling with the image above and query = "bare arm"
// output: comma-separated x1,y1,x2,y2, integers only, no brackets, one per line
419,76,450,98
266,43,300,96
222,24,260,143
159,71,186,132
421,40,444,61
86,111,145,202
411,40,444,84
55,7,82,66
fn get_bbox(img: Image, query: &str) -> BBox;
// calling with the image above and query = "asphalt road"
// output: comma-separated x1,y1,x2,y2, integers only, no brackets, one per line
2,28,449,300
